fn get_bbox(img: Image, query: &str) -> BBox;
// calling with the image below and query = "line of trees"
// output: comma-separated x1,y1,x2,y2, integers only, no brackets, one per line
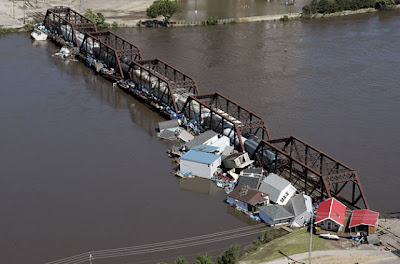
157,229,284,264
302,0,400,17
158,244,240,264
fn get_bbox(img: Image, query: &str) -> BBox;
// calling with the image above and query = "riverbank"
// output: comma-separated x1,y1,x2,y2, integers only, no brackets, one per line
96,4,400,28
240,218,400,264
1,0,400,31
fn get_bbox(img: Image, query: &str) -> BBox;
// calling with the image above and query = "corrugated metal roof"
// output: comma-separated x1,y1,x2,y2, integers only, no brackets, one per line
349,209,379,228
180,150,220,164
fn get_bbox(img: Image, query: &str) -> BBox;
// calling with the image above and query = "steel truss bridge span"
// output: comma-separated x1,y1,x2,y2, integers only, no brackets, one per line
128,58,200,114
44,6,97,48
80,31,143,79
180,92,271,152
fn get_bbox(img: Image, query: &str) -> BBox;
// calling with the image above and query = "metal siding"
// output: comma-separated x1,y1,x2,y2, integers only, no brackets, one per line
227,197,248,211
180,159,216,179
277,185,297,206
292,211,311,227
203,135,219,145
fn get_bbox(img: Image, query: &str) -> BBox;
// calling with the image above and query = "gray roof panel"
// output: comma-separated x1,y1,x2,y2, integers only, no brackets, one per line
258,174,292,203
290,194,307,216
158,120,180,131
237,175,262,190
159,129,177,141
258,180,281,203
259,204,294,221
265,173,291,190
184,130,218,149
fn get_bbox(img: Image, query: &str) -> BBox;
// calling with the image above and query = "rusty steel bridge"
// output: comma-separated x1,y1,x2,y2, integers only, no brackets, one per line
42,6,369,210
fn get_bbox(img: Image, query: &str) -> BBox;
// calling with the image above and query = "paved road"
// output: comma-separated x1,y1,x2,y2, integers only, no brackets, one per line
245,249,400,264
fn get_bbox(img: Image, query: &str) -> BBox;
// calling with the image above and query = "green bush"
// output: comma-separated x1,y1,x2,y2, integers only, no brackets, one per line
280,15,290,21
216,244,240,264
375,0,395,9
194,254,214,264
202,16,219,25
0,27,21,34
173,256,188,264
301,0,394,16
301,5,313,18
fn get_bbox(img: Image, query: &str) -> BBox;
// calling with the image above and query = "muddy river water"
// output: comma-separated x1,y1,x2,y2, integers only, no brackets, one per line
1,9,399,264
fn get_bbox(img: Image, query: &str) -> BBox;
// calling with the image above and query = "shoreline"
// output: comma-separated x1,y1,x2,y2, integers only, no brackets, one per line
80,4,400,27
1,4,400,32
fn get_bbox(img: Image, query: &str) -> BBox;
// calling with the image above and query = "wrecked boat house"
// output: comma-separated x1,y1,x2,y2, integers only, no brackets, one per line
42,6,370,211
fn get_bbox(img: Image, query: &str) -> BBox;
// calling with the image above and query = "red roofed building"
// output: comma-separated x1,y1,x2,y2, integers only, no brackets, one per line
315,198,347,232
349,209,379,236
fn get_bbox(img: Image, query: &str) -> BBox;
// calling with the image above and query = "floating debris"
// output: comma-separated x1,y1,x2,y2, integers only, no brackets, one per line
54,47,75,60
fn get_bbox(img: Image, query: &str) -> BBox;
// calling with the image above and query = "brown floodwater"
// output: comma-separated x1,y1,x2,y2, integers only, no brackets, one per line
118,0,308,21
1,9,400,264
174,0,307,21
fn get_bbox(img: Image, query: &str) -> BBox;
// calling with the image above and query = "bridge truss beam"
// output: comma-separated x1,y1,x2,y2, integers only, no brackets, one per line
128,58,200,114
43,6,97,48
80,31,143,79
254,137,369,209
180,92,271,152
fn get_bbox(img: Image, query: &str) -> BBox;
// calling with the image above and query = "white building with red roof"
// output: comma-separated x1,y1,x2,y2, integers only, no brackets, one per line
349,209,379,236
315,197,347,232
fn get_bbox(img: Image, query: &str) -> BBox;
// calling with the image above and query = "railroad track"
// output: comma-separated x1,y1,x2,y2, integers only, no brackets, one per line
377,219,400,251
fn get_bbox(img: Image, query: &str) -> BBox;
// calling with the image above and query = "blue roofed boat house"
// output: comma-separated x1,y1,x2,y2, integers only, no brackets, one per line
180,150,222,179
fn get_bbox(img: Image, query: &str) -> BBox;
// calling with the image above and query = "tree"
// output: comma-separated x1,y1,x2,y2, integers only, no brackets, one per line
173,256,188,264
194,254,214,264
216,244,240,264
84,9,110,29
146,0,182,23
